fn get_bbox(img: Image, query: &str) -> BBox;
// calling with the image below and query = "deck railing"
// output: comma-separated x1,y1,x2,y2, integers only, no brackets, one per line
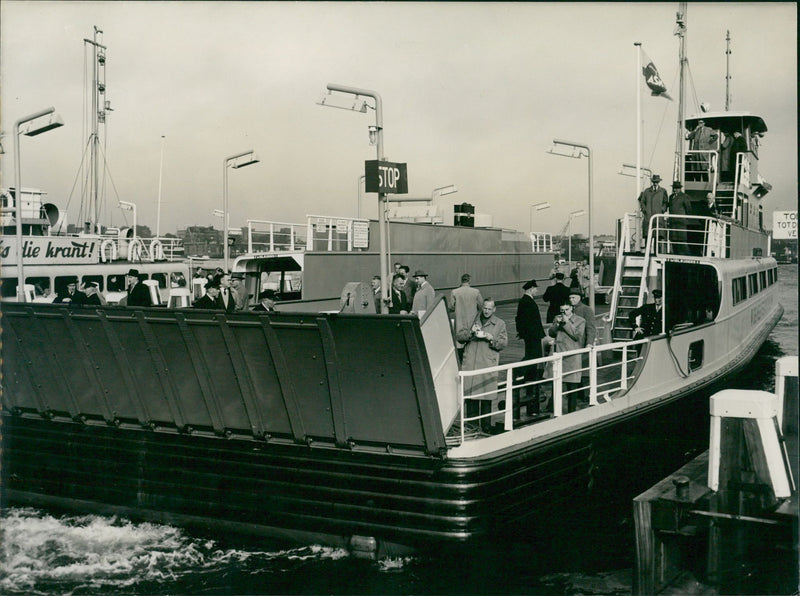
245,215,369,254
455,337,648,444
648,214,728,259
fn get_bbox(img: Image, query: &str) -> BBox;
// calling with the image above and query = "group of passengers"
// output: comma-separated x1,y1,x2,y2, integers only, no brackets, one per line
370,263,436,315
53,268,152,307
685,119,748,183
636,174,719,254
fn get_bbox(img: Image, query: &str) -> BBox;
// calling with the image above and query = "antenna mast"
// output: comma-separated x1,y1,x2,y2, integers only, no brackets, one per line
672,3,687,183
725,30,732,111
83,26,111,233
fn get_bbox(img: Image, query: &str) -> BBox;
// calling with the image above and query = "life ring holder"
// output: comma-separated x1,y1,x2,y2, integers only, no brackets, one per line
100,239,118,263
128,238,143,262
150,239,165,261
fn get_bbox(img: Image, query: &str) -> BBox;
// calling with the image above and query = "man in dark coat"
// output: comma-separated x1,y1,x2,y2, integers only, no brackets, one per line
252,288,278,312
637,174,668,248
515,279,546,415
542,272,571,323
388,274,410,314
215,272,238,313
125,269,153,307
728,131,747,179
194,281,222,309
53,278,87,305
668,180,693,255
628,289,664,339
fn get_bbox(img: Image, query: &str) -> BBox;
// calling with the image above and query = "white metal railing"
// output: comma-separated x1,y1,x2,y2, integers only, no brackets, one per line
649,214,728,259
454,337,648,444
246,219,308,253
245,215,369,254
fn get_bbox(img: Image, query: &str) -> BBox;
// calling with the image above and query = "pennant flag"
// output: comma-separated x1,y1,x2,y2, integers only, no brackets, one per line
641,50,672,100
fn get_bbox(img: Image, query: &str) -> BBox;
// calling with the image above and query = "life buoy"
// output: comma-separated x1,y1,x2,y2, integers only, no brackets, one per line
100,239,118,262
128,238,143,262
150,239,165,261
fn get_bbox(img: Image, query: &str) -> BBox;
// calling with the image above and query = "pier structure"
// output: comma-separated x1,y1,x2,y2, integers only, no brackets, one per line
633,356,798,594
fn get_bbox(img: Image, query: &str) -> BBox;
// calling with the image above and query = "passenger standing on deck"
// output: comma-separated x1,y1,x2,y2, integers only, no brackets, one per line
687,119,719,151
668,181,693,255
194,280,221,309
82,281,107,306
450,273,484,361
542,272,570,323
370,275,382,313
53,278,87,305
231,274,247,310
729,131,747,180
548,302,586,413
458,298,508,432
569,288,596,406
126,269,153,307
399,265,415,303
628,289,664,340
388,274,410,314
578,260,591,300
411,270,435,316
637,174,668,249
216,273,238,313
515,280,545,415
252,289,278,312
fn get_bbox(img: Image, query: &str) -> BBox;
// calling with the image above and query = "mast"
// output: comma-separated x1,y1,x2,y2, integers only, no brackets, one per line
83,26,111,233
672,3,687,183
725,30,732,111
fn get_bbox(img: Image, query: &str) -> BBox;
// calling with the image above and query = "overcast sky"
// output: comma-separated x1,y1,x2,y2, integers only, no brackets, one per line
1,2,796,237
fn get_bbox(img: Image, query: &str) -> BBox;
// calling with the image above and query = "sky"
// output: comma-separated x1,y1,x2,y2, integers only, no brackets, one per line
1,1,796,237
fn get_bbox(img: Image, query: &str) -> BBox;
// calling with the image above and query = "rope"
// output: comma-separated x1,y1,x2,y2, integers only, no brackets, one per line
665,329,690,378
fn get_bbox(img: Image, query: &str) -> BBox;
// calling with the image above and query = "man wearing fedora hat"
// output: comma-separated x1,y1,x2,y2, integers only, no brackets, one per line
411,270,435,316
125,268,153,307
668,180,692,255
252,288,278,312
637,174,668,249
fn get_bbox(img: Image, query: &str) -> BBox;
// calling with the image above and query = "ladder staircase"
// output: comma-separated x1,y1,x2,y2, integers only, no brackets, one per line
610,254,647,342
714,185,736,218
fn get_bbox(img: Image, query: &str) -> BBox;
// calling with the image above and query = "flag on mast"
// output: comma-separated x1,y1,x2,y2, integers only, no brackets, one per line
641,49,672,100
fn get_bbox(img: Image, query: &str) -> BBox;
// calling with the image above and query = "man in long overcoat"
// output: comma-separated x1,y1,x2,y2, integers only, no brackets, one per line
637,174,668,248
515,279,545,415
450,273,483,361
458,299,508,432
547,302,586,413
542,272,570,323
668,181,693,255
126,268,153,307
411,270,435,316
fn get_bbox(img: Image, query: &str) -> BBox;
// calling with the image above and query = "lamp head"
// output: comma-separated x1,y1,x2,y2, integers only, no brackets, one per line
368,125,379,146
23,114,64,137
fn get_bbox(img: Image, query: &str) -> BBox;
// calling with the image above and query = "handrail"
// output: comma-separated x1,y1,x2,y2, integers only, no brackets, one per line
456,336,649,443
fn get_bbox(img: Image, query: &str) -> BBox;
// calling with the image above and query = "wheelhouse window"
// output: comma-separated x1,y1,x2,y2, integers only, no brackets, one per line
732,276,747,306
151,273,168,288
1,278,19,298
26,276,52,298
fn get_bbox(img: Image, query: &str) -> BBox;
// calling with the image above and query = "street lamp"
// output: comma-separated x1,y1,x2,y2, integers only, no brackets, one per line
530,201,551,233
13,107,64,301
432,185,458,201
223,150,259,271
319,83,389,313
547,139,595,312
118,201,137,238
567,209,586,264
357,175,365,219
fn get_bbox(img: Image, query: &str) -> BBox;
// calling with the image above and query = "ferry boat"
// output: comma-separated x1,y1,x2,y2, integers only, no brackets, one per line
0,12,783,556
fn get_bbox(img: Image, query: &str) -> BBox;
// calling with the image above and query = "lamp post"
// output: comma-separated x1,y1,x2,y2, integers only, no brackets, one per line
319,83,389,313
223,150,259,272
619,163,652,181
357,175,365,219
156,135,165,239
118,201,137,238
530,201,551,233
13,107,64,302
567,209,586,264
547,139,595,312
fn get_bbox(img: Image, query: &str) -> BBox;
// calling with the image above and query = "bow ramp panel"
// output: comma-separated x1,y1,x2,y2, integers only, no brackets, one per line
1,303,449,457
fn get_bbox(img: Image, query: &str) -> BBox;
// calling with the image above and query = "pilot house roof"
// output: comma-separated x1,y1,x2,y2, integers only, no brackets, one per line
685,111,768,134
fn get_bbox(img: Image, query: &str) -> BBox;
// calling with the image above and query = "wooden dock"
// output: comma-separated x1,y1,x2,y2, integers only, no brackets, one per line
633,357,799,595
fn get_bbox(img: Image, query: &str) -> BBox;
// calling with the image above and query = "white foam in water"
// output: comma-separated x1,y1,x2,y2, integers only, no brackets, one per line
0,508,350,595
